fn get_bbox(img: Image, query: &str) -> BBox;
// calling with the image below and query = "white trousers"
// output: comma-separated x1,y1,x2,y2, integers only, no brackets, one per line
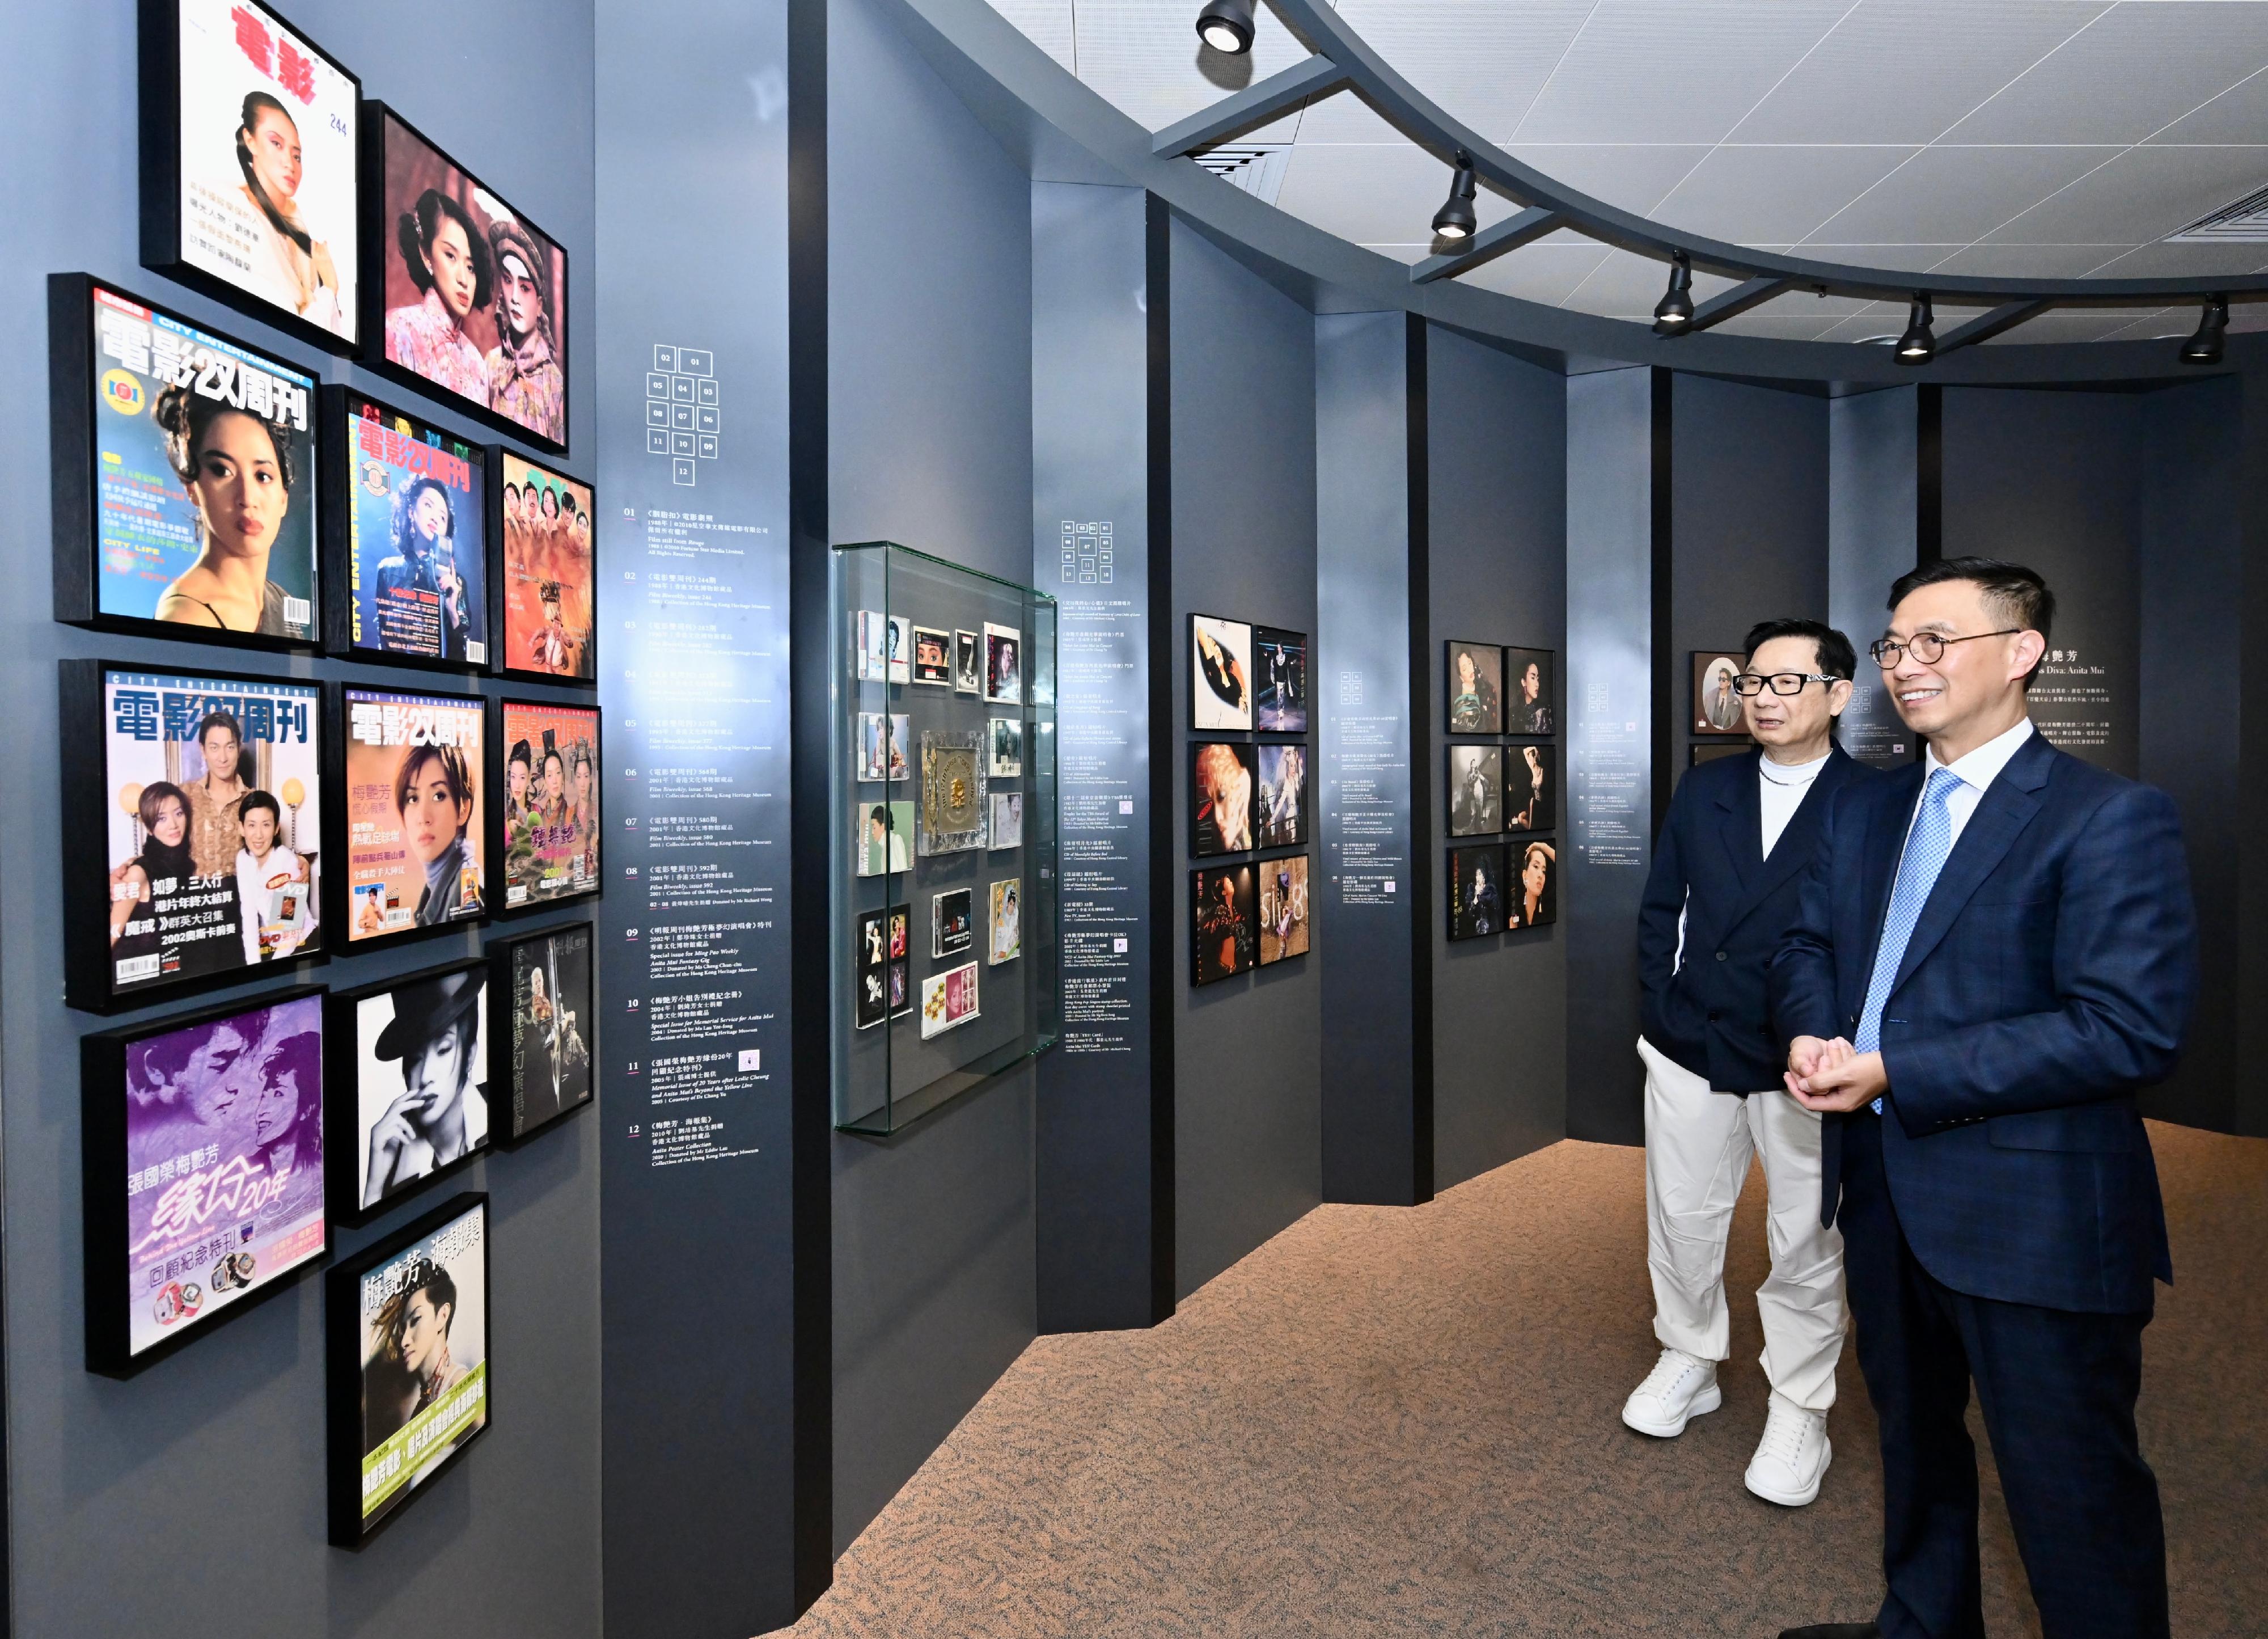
1637,1035,1848,1413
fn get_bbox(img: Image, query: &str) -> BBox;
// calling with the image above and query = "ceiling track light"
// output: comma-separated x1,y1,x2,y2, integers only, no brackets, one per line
1652,252,1694,335
1895,294,1935,365
1431,151,1478,241
1195,0,1255,54
2178,295,2228,365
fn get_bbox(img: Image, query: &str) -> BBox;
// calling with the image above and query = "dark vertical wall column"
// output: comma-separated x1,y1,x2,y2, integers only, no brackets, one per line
2240,370,2268,1141
1030,182,1169,1330
1316,311,1424,1205
1563,368,1656,1144
1424,330,1568,1187
1829,387,1920,767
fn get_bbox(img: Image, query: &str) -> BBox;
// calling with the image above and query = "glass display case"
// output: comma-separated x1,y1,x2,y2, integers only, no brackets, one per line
833,542,1059,1133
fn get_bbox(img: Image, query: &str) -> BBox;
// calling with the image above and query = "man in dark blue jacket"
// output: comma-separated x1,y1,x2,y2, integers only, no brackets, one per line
1772,559,2195,1639
1628,618,1877,1508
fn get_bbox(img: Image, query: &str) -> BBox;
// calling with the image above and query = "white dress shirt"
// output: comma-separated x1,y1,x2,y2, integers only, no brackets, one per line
1758,750,1831,859
1907,716,2036,848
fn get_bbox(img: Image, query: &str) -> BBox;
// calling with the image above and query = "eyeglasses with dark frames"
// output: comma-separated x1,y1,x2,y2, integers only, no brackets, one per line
1730,671,1839,696
1868,628,2020,668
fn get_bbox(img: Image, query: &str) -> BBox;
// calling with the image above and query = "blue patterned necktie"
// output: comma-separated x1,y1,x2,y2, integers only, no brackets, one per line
1854,767,1964,1112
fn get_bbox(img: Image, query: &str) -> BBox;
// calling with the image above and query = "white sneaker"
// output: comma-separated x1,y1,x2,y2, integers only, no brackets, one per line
1620,1347,1722,1437
1744,1392,1831,1506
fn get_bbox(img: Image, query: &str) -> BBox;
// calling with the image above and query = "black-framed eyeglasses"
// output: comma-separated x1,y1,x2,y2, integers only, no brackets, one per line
1731,671,1837,696
1868,628,2020,668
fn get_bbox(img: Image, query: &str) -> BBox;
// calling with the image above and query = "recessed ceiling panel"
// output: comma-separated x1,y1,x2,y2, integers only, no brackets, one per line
1803,145,2119,246
1330,0,1599,143
2076,240,2268,281
2148,62,2268,145
1504,145,1716,217
1460,243,1615,307
1943,3,2268,145
1651,146,1922,247
1983,145,2268,246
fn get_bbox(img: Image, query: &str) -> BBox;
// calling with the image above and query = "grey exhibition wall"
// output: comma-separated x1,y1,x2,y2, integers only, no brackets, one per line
1425,330,1568,1189
1168,218,1322,1302
2241,370,2268,1142
1827,387,1922,769
0,2,601,1636
823,0,1038,1556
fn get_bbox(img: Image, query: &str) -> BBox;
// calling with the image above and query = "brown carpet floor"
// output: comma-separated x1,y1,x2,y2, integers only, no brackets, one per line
782,1122,2266,1637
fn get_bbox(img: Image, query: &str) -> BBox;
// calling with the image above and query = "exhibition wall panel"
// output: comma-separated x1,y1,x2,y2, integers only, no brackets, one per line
826,0,1039,1554
2241,371,2268,1141
1424,329,1568,1189
1828,387,1922,768
1169,218,1322,1301
2,2,601,1635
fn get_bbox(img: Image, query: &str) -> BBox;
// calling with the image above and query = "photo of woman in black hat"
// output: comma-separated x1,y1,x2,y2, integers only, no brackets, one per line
349,963,489,1211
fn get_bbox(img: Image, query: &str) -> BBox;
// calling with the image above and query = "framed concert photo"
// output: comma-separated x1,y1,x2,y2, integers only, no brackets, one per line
488,921,595,1143
325,958,490,1227
1504,647,1556,736
490,451,596,683
493,699,601,912
1190,863,1258,986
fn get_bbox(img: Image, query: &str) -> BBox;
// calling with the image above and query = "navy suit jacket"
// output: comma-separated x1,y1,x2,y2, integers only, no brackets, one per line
1771,730,2196,1315
1638,746,1876,1092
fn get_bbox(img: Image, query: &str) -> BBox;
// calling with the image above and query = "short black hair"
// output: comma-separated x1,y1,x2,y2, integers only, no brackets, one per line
238,789,281,825
1888,556,2054,686
1741,618,1856,682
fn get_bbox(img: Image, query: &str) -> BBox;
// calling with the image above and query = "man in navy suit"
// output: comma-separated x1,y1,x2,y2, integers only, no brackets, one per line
1628,619,1878,1507
1771,559,2195,1639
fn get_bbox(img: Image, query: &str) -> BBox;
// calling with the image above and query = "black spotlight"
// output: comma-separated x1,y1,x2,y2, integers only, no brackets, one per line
1652,253,1694,335
1895,294,1935,365
1432,152,1479,241
2178,295,2228,365
1195,0,1255,54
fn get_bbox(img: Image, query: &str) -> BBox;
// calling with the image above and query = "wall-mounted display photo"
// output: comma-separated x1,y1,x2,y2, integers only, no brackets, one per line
329,960,488,1224
919,961,980,1039
1445,640,1503,734
50,277,319,648
1505,742,1555,833
1691,741,1752,766
82,986,327,1376
988,792,1022,851
139,0,361,350
953,630,982,695
1190,614,1253,732
1255,742,1308,850
918,730,987,855
1448,843,1507,941
1447,744,1503,837
911,626,951,686
854,800,913,876
63,661,324,1013
932,888,974,959
988,878,1021,965
1693,652,1747,735
364,103,567,451
492,922,594,1142
1253,625,1309,733
1259,854,1309,965
1190,741,1255,857
1509,839,1559,930
497,699,600,910
984,622,1023,705
1191,863,1257,986
853,906,908,1030
323,388,487,667
1506,648,1556,736
857,713,909,783
988,717,1023,778
494,452,595,683
327,1192,489,1547
338,686,485,945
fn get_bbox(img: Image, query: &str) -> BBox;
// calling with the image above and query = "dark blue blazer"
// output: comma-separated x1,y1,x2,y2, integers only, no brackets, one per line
1771,730,2196,1315
1638,746,1876,1092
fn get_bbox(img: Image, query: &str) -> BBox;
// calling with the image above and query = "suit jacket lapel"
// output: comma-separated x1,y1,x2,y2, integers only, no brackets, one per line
1713,750,1764,894
1889,735,2053,995
1722,749,1850,932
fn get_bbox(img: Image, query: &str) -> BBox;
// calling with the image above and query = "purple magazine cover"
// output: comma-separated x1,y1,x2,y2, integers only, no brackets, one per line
122,994,324,1355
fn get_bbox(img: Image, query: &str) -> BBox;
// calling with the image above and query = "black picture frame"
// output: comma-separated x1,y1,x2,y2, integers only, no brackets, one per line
487,449,599,686
1503,741,1557,833
1444,639,1504,735
49,272,324,653
1692,650,1749,736
1255,741,1310,850
1504,647,1558,737
137,0,364,356
489,698,604,915
62,657,331,1015
1252,624,1309,734
318,385,495,672
328,684,492,954
1446,744,1504,838
1190,612,1254,733
486,920,595,1144
324,956,492,1228
1507,837,1560,931
83,983,330,1377
1692,740,1753,766
358,100,570,454
1189,740,1257,858
325,1190,492,1548
1447,843,1508,942
1190,863,1258,986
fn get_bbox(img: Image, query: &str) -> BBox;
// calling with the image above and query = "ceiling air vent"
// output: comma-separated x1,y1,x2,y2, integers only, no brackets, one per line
2163,182,2268,244
1192,143,1290,208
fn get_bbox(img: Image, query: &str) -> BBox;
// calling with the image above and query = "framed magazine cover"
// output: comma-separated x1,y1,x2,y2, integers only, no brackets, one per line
318,385,492,671
324,957,490,1228
82,984,329,1376
487,921,595,1143
326,1191,491,1548
488,451,597,684
328,685,489,952
359,101,569,453
137,0,362,354
490,699,602,913
49,273,323,652
62,658,329,1014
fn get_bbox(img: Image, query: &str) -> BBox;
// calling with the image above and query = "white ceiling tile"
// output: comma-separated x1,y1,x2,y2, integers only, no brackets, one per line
1511,0,1857,145
2149,63,2268,144
1704,312,1851,340
1651,146,1922,246
1788,243,1970,273
1943,2,2268,145
988,0,1077,74
1505,145,1716,216
2051,240,2268,280
1983,144,2268,244
1271,143,1526,247
1330,0,1600,143
1290,88,1410,146
1730,0,2110,144
1803,145,2119,244
1459,243,1614,307
1919,243,2134,279
1979,310,2176,344
1751,290,1893,321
